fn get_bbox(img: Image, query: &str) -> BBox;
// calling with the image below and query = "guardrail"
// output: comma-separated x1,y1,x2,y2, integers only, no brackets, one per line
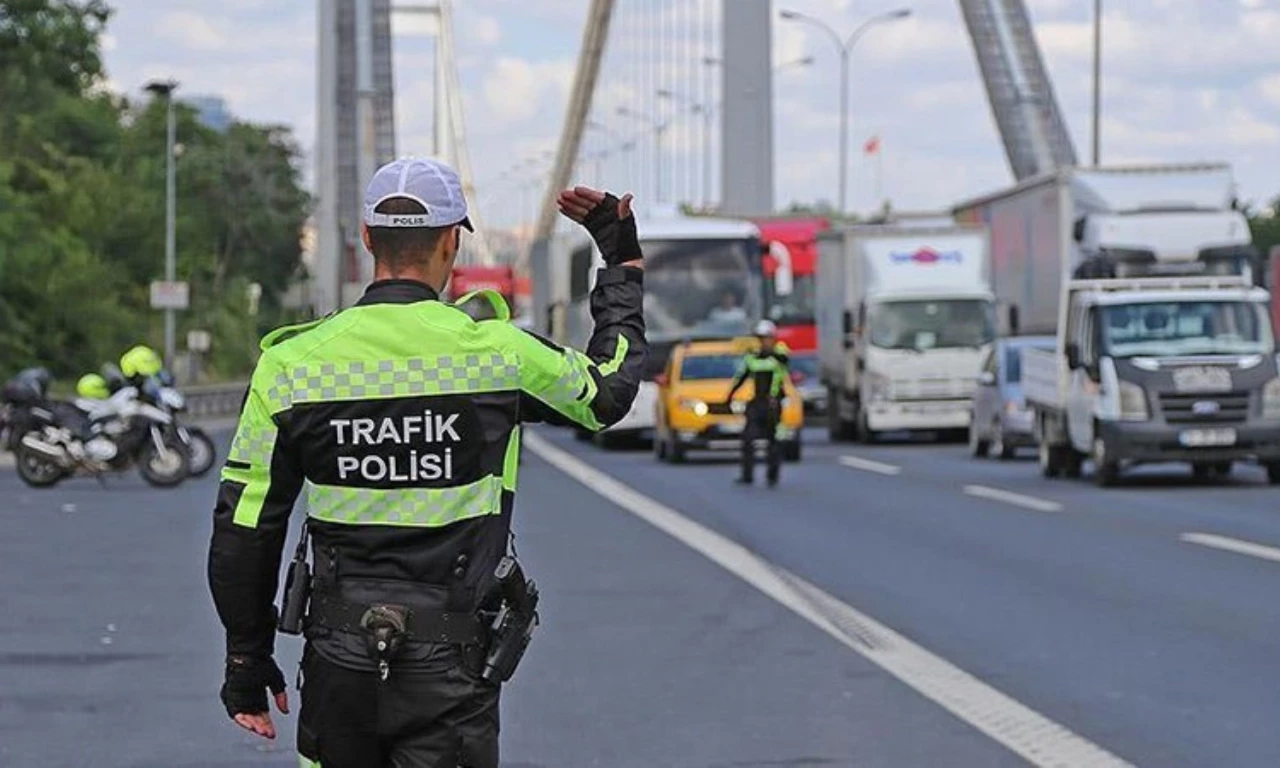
183,381,249,419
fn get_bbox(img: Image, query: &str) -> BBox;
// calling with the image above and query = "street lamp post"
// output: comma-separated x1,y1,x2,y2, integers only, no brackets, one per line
780,8,911,214
698,55,814,210
617,107,668,204
145,79,179,365
1091,0,1102,166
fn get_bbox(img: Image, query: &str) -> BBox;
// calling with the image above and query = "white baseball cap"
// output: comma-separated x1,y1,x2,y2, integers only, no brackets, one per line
363,157,473,231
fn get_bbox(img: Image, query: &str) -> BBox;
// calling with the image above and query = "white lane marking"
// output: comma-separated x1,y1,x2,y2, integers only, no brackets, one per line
526,432,1133,768
838,454,901,476
1181,533,1280,565
964,485,1064,513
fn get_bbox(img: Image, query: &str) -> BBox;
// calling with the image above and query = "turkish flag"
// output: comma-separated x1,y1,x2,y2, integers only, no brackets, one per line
864,135,880,154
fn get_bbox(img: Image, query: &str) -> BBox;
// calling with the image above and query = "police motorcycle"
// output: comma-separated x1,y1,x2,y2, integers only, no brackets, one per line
1,367,190,488
99,365,216,477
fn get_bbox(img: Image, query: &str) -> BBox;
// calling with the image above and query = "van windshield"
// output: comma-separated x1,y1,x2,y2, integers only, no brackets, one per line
1101,300,1274,357
868,299,995,350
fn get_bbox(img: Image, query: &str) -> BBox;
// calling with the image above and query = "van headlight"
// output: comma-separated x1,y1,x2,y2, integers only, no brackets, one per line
1117,380,1148,421
1263,377,1280,419
679,398,709,416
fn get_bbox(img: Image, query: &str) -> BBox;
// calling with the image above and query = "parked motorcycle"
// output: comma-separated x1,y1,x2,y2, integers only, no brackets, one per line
2,370,190,488
146,378,216,477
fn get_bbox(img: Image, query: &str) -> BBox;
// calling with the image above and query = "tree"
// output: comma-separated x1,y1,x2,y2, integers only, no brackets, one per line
0,0,311,382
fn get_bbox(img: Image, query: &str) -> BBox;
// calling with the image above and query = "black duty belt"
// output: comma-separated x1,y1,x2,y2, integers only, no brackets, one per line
308,594,487,646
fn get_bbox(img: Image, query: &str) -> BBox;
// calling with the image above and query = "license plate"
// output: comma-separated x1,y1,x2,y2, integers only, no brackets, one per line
1179,428,1237,447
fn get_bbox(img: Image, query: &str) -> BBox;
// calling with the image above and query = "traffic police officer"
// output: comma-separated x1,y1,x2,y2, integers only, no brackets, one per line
726,320,790,487
207,157,647,766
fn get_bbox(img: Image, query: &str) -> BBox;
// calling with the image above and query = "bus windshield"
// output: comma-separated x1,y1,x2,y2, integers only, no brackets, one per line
868,299,996,350
765,273,816,326
1101,301,1274,357
642,238,761,340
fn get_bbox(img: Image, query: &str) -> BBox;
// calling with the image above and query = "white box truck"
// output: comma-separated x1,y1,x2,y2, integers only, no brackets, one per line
956,164,1280,485
817,225,995,441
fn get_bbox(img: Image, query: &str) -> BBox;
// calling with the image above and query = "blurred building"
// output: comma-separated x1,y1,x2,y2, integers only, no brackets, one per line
184,95,232,133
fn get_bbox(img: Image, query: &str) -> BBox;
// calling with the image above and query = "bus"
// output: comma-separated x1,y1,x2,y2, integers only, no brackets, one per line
755,216,830,413
564,211,765,445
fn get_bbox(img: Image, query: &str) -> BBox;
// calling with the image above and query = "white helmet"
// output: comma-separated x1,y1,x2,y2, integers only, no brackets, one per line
753,320,778,337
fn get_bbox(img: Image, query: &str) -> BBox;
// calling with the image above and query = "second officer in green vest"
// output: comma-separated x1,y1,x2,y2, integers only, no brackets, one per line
208,157,647,767
726,320,791,487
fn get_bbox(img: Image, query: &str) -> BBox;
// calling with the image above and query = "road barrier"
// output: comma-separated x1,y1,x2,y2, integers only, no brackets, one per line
183,381,249,419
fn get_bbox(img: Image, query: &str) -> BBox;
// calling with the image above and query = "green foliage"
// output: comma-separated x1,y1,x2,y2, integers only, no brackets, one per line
0,0,310,383
1247,197,1280,267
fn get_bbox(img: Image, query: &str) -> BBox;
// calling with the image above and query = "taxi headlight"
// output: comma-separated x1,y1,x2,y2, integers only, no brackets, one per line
679,397,709,416
1263,377,1280,419
1117,380,1148,421
730,400,746,415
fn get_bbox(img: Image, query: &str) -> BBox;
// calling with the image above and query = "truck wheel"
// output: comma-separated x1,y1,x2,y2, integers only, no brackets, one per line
827,387,855,442
968,419,989,458
855,404,877,444
1092,438,1120,487
1063,451,1084,479
1038,441,1066,479
1266,463,1280,485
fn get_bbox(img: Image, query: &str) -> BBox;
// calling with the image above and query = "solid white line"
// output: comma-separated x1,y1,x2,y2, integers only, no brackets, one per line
526,431,1133,768
1181,533,1280,565
838,454,901,476
964,485,1064,513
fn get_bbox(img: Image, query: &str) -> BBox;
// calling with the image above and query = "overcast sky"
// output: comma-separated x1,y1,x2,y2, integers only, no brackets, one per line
100,0,1280,229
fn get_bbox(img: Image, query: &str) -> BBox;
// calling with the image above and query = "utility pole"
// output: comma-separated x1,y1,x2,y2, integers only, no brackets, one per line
145,80,179,365
781,8,911,215
1091,0,1102,166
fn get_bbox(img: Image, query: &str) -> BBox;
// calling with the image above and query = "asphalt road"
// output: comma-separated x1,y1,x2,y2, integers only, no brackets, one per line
2,425,1279,766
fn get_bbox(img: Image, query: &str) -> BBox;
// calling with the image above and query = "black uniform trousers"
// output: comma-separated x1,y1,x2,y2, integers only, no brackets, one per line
740,399,781,484
298,645,500,768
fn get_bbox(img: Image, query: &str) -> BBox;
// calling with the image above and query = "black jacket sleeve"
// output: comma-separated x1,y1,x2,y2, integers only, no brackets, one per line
513,266,647,430
207,357,305,659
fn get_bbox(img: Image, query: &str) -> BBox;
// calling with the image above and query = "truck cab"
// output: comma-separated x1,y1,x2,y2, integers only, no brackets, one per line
1027,259,1280,485
818,225,996,442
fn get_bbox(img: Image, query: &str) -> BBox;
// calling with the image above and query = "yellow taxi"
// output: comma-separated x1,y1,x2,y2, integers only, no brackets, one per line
653,337,804,463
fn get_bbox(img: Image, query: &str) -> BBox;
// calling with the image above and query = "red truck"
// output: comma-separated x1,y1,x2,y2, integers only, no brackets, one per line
753,216,830,413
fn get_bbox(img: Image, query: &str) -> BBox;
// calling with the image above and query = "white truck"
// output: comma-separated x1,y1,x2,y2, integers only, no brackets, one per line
816,225,996,441
956,164,1280,485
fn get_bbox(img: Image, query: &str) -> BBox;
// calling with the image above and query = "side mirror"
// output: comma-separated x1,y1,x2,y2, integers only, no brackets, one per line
770,241,794,296
1065,342,1081,370
1008,305,1020,335
1073,217,1087,243
978,371,996,386
842,309,854,349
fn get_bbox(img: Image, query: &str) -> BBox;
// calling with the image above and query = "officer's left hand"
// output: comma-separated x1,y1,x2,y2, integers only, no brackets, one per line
220,654,290,740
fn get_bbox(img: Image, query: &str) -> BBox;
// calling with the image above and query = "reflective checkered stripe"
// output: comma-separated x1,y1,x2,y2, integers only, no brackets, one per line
266,354,521,408
227,422,277,467
305,475,504,527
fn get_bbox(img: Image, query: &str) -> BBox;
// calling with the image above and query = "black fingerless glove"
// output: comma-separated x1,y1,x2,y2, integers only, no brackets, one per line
220,654,286,718
582,193,642,267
